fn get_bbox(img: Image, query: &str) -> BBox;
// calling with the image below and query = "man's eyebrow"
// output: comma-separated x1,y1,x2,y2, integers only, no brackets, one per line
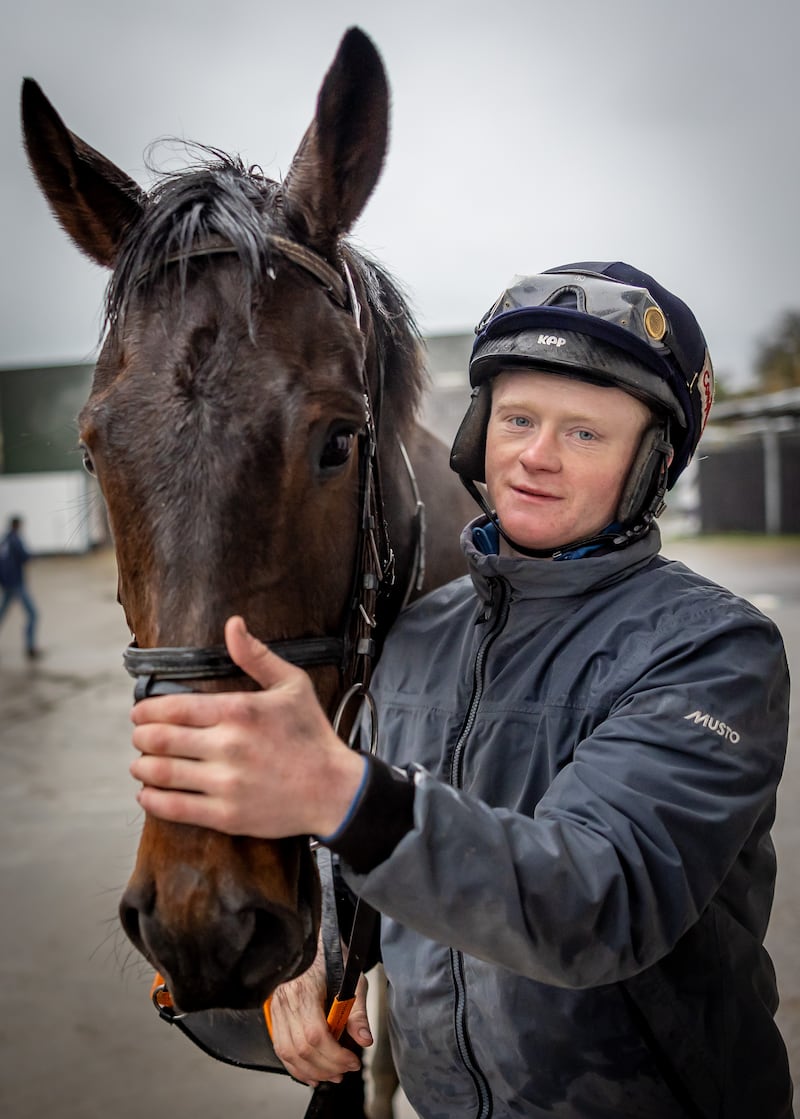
493,398,602,425
492,396,538,412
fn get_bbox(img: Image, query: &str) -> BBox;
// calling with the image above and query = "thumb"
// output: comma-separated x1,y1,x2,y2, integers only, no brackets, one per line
224,616,298,690
345,974,373,1048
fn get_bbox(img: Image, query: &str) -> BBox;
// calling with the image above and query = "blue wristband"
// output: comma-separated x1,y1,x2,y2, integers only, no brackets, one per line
314,753,370,844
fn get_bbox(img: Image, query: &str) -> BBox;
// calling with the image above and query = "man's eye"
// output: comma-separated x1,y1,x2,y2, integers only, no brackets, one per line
576,430,596,441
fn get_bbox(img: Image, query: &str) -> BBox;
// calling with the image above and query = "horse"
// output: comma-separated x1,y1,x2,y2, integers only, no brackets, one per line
22,25,474,1119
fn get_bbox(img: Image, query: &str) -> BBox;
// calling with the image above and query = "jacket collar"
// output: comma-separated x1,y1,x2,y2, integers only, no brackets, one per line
461,516,662,604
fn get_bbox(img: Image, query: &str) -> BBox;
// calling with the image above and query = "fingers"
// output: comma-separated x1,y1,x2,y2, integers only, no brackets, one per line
130,750,213,793
270,972,362,1086
131,719,215,762
224,616,302,691
273,1011,361,1086
134,784,221,830
345,974,374,1048
130,717,229,823
130,739,232,828
130,691,225,729
130,719,229,795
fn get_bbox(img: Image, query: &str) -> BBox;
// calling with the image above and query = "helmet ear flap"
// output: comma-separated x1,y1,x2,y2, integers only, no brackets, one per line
617,422,672,524
450,382,492,483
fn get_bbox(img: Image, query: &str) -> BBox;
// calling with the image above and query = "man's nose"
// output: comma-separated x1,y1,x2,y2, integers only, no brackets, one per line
519,429,560,471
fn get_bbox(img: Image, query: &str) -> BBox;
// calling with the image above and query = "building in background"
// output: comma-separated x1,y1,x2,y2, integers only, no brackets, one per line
419,332,472,446
0,363,105,553
696,388,800,535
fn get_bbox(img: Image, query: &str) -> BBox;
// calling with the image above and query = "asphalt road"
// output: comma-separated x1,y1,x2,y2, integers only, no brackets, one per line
1,536,798,1118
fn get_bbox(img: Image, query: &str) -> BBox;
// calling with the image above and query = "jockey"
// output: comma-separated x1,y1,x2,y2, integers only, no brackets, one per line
131,263,793,1118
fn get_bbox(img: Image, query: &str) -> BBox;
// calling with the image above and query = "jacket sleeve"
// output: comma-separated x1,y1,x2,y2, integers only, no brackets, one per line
336,603,790,989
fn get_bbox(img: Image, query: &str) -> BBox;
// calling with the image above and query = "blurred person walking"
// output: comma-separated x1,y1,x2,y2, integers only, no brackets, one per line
0,515,41,660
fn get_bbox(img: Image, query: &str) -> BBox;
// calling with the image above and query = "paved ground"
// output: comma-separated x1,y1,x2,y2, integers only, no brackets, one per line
1,536,798,1117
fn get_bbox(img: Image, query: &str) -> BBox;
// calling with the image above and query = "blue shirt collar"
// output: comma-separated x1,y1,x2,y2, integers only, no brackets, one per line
471,520,623,561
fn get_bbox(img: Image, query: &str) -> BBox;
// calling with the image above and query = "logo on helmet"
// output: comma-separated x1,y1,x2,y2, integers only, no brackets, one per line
537,334,566,348
699,351,714,433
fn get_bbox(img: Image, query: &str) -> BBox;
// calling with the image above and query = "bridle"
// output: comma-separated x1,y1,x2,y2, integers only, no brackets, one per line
125,229,424,1084
122,230,402,704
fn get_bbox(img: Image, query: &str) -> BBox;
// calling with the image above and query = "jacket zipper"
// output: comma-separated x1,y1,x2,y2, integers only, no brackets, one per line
447,576,510,1119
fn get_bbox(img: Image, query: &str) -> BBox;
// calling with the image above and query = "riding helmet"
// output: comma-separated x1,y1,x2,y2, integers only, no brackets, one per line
450,262,714,533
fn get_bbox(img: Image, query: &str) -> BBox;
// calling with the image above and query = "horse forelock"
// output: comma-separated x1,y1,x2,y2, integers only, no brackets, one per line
104,149,426,437
106,152,281,330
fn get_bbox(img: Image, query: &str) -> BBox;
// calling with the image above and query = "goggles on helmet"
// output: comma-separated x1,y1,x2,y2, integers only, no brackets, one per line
476,270,671,348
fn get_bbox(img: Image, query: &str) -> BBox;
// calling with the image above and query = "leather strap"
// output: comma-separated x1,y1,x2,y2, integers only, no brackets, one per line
124,636,345,692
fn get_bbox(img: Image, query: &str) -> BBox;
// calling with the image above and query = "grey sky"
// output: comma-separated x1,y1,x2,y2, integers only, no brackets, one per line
3,0,798,388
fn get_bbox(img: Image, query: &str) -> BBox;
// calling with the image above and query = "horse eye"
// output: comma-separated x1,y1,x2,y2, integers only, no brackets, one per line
320,429,356,471
80,443,96,475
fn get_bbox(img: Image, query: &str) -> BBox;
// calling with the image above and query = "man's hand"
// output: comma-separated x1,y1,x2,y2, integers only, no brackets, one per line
129,616,366,838
270,939,373,1086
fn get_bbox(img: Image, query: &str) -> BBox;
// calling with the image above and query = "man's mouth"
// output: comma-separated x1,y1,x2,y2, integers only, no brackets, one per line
513,485,561,500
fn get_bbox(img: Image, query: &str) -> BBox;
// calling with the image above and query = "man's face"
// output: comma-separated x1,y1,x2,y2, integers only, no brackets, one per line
484,369,652,553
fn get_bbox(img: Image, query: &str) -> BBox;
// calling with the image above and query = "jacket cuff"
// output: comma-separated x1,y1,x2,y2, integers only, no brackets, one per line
321,753,415,873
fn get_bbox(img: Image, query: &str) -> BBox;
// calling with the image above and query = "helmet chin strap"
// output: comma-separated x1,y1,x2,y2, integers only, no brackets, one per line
459,477,657,560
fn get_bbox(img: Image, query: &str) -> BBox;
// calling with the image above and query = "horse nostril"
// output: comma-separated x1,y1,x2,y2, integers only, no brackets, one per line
119,901,143,952
119,883,153,954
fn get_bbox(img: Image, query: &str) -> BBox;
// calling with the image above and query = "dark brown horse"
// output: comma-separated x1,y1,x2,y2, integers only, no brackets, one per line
21,21,472,1074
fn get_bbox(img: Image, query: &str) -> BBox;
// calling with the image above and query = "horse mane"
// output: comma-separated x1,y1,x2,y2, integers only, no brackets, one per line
106,147,427,434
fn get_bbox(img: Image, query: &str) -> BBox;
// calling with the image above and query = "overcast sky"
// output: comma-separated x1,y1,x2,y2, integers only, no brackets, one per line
3,0,799,388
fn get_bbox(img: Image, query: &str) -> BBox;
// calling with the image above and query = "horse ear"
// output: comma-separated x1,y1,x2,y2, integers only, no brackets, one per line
21,78,145,268
281,27,389,252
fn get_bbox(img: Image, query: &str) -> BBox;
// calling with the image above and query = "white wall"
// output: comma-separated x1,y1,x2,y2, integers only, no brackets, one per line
0,472,104,553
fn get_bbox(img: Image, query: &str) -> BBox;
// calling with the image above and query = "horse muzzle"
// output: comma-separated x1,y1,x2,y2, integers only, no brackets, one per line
119,825,321,1012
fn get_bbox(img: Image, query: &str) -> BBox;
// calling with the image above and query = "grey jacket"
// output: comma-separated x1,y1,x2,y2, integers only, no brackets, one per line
343,521,793,1118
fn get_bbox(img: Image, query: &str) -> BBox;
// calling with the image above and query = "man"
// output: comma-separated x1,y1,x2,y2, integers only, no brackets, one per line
130,263,793,1118
0,515,40,660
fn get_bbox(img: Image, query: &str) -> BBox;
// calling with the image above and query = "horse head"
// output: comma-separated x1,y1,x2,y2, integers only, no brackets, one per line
21,28,430,1012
